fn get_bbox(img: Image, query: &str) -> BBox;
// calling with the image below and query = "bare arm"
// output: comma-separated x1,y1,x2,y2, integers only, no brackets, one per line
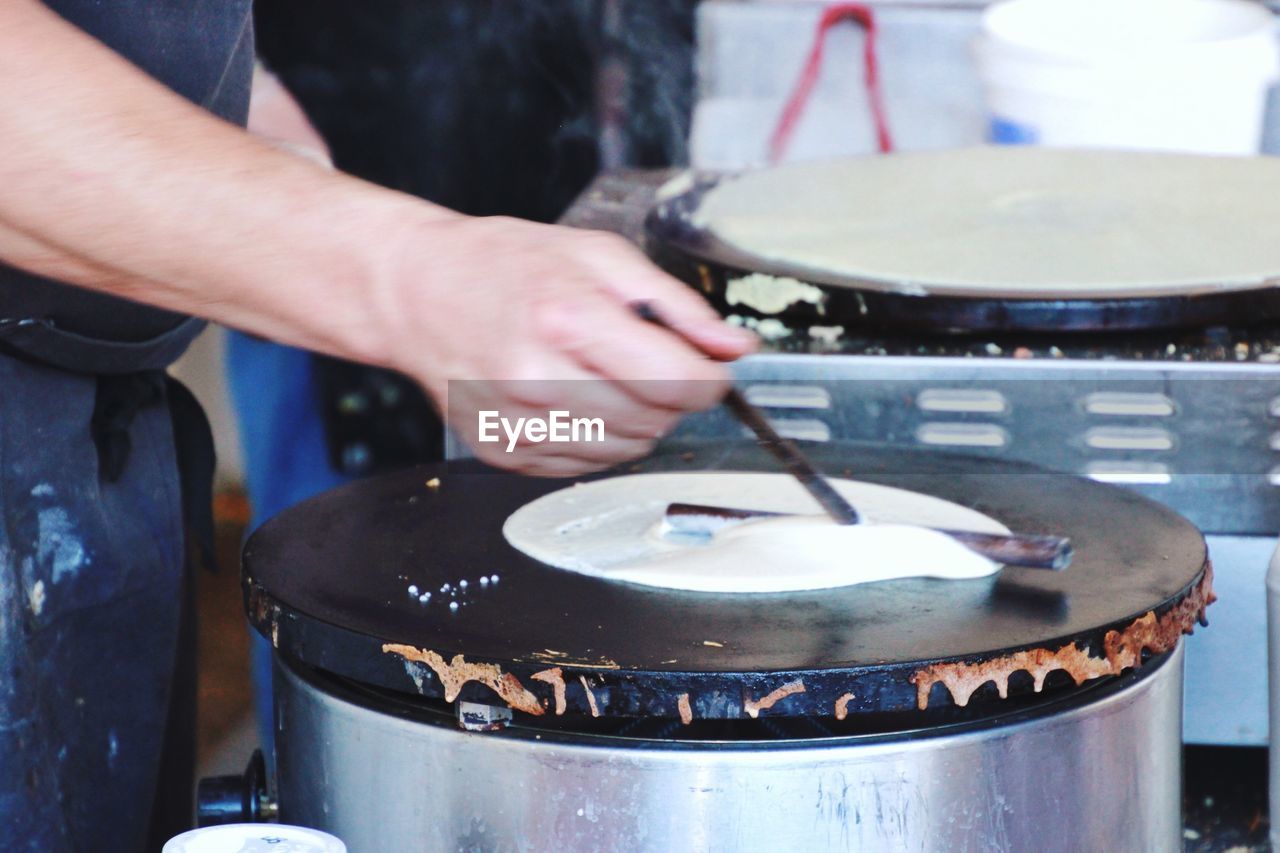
0,0,754,474
0,0,432,361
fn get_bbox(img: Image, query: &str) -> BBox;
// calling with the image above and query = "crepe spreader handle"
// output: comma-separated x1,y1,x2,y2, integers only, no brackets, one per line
665,503,1073,571
942,529,1074,571
631,301,860,526
719,389,861,525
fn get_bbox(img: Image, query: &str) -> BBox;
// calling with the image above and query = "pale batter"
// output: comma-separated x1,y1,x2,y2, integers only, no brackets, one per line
502,472,1007,593
693,146,1280,298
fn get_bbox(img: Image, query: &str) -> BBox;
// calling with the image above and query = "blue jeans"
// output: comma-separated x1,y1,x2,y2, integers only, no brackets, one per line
224,332,348,754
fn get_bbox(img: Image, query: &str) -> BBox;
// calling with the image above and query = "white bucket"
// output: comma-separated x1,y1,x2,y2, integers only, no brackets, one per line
163,824,346,853
975,0,1280,154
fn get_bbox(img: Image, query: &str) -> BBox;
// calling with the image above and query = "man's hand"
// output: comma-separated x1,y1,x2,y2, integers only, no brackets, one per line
387,218,755,476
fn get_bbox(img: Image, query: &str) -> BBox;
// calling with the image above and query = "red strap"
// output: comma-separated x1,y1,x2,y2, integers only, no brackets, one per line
768,3,894,164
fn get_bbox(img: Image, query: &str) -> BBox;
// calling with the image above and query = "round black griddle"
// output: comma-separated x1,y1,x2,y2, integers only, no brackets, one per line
644,174,1280,334
244,444,1209,725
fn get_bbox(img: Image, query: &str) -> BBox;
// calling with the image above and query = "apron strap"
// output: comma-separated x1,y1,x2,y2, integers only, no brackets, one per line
91,371,218,572
0,316,205,375
166,376,218,573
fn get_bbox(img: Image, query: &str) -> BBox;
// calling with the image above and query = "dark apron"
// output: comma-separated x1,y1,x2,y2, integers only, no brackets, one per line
0,2,250,850
0,357,215,852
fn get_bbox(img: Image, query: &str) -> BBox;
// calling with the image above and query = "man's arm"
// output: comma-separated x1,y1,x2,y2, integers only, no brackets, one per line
0,0,754,475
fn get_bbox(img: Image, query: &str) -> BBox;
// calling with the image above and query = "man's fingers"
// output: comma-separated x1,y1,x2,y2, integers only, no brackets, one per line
531,434,656,465
631,296,759,363
452,359,685,442
465,401,665,455
448,360,676,468
534,290,733,412
490,381,682,441
471,438,655,477
575,232,757,361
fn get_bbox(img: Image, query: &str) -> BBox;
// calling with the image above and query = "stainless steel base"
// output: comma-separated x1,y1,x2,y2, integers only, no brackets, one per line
274,645,1184,853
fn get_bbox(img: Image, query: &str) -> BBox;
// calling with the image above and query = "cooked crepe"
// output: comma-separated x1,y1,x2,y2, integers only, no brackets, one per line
693,147,1280,299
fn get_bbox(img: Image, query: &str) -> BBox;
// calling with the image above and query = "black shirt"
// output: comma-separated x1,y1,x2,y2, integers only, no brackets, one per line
0,0,254,372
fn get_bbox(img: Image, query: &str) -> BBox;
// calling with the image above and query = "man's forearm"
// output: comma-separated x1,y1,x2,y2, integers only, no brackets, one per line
0,0,449,366
0,0,757,477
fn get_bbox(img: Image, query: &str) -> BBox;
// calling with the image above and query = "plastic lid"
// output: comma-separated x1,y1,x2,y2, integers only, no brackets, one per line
163,824,346,853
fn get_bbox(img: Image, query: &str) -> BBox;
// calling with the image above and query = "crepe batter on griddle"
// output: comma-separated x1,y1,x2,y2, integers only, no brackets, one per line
502,472,1005,593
